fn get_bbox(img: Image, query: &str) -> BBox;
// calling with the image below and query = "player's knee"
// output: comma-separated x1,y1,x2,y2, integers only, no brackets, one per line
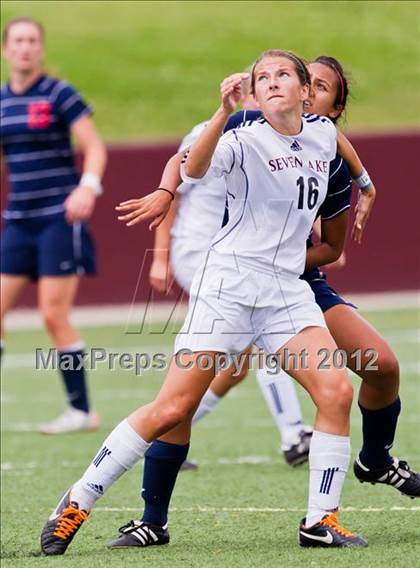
41,305,67,332
334,379,353,414
156,397,196,431
318,377,353,415
376,351,399,381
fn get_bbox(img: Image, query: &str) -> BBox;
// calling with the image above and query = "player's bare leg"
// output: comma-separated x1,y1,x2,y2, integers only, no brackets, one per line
276,326,366,547
38,276,80,348
40,352,221,554
110,329,365,552
0,274,30,358
325,304,419,497
37,276,98,434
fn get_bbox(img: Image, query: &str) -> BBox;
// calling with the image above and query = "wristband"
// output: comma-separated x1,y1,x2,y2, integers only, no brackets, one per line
157,187,175,200
80,172,103,196
353,169,372,190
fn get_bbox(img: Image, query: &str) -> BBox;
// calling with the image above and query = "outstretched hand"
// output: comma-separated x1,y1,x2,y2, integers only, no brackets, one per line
116,189,174,230
351,186,376,244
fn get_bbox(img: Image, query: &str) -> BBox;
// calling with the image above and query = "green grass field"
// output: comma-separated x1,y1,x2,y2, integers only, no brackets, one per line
1,306,419,567
2,1,420,139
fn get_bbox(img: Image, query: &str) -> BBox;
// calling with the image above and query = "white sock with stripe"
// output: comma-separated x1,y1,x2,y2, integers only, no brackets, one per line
71,419,151,510
256,368,305,449
192,388,220,424
306,430,350,527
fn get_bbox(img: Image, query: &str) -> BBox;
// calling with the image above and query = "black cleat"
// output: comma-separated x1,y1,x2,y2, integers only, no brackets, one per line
354,456,420,498
283,429,313,466
299,513,368,548
108,520,170,549
40,488,89,555
180,459,199,471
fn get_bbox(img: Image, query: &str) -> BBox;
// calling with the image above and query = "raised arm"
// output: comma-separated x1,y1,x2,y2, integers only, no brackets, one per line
184,73,249,179
336,131,376,244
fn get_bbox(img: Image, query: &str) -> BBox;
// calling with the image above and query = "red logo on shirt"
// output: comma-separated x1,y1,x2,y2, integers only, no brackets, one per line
28,101,52,129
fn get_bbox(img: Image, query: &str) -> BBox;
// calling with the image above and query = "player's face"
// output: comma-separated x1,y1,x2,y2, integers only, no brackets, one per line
2,23,44,73
305,62,342,120
253,57,309,115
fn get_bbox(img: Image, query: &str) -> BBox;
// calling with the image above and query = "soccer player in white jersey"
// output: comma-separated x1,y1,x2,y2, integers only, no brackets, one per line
116,54,419,534
41,50,368,554
151,79,313,468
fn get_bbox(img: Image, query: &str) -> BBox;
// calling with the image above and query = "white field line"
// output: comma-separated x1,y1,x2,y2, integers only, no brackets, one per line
2,455,420,471
3,411,420,433
94,506,420,513
4,303,188,331
4,291,420,332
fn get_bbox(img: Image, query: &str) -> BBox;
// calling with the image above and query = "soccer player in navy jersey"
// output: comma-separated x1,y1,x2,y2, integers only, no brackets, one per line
1,17,107,433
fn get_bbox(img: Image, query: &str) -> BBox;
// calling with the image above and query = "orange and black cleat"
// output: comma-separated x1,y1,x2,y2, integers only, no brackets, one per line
40,488,89,555
299,512,368,548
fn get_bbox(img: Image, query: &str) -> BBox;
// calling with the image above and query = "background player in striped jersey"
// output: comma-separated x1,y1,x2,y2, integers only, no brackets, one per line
41,50,370,553
1,17,107,433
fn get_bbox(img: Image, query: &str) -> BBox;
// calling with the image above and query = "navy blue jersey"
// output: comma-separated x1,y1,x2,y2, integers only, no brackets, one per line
0,75,92,220
223,109,262,132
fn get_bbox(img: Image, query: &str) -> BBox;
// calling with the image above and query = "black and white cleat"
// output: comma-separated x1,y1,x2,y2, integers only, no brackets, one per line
108,520,170,549
354,456,420,498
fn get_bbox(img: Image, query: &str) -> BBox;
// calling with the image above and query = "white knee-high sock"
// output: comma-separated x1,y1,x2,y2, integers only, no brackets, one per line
192,388,221,424
306,430,351,527
71,419,151,510
256,368,305,449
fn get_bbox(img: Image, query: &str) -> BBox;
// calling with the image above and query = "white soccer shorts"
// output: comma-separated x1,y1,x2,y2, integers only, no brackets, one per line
174,250,326,356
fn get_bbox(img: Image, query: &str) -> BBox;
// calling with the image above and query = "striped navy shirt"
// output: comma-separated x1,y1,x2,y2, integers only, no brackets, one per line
1,74,92,219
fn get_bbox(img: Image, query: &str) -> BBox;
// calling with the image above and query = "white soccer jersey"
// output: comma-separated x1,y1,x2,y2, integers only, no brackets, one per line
181,115,337,277
171,121,227,249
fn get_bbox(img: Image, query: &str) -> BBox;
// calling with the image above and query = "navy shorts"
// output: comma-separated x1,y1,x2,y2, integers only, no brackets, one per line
301,268,356,313
1,215,96,280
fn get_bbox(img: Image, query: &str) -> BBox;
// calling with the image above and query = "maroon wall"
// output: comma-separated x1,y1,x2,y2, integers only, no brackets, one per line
2,133,419,306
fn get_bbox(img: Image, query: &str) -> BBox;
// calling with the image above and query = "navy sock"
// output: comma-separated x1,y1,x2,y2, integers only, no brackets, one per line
141,440,190,527
358,397,401,469
58,349,90,413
